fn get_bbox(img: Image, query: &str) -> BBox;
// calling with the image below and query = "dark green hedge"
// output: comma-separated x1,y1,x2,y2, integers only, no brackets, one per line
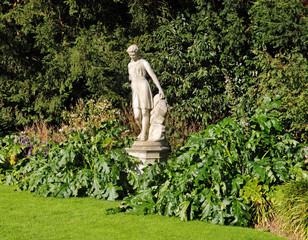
0,0,307,141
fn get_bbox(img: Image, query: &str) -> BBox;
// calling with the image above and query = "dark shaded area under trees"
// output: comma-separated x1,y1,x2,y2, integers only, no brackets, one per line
0,0,307,142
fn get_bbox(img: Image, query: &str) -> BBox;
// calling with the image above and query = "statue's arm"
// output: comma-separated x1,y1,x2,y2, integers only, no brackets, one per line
128,63,132,81
143,60,165,98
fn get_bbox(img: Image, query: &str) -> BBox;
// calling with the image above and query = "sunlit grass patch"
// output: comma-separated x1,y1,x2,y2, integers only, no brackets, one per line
0,185,286,240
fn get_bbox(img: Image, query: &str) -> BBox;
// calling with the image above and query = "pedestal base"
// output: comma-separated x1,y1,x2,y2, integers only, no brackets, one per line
125,141,170,166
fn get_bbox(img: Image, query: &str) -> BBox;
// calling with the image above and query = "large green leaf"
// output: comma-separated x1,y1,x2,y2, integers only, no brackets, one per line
177,201,190,221
103,183,121,201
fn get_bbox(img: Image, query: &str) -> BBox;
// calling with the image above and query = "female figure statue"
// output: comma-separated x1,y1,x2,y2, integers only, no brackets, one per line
127,45,165,141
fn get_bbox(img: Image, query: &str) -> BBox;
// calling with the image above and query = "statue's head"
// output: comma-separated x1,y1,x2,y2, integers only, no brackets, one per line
126,44,140,54
127,45,140,61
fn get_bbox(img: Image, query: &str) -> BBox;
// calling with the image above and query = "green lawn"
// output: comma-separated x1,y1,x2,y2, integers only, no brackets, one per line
0,185,286,240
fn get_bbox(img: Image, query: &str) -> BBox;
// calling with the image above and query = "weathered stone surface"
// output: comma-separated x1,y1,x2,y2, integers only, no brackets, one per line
148,94,168,142
148,124,165,142
125,141,169,166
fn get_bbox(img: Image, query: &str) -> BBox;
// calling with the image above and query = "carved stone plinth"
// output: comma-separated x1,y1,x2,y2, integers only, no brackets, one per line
125,141,170,166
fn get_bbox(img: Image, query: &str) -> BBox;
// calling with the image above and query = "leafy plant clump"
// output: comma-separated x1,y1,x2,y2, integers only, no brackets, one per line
239,50,308,142
1,120,137,200
113,103,308,226
0,135,51,170
272,179,308,240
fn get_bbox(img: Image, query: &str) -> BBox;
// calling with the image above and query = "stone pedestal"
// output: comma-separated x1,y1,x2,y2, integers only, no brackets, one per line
125,141,170,166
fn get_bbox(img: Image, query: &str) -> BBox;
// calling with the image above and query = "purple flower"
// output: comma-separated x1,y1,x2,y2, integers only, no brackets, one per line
43,148,48,157
242,167,245,175
27,148,33,158
26,142,34,158
19,137,29,146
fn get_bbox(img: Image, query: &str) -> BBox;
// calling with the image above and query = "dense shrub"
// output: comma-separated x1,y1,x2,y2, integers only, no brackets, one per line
1,121,136,199
245,51,308,142
0,0,160,131
150,0,254,126
0,96,138,199
112,103,308,226
1,97,308,230
1,0,307,143
249,0,308,56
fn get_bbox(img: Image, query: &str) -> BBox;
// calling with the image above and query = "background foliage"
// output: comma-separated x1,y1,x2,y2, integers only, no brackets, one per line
1,0,307,144
0,0,308,236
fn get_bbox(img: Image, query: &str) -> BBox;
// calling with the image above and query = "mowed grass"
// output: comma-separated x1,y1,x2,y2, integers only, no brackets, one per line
0,185,286,240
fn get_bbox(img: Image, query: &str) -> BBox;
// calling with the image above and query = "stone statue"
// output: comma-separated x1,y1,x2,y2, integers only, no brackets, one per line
148,94,168,142
127,44,165,141
125,45,170,167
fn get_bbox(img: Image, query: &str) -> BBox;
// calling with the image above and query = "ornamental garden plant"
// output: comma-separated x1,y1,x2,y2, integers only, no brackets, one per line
1,98,307,240
1,1,308,239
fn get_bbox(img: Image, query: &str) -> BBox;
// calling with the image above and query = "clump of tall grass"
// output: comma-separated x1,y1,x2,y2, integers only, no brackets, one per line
273,179,308,240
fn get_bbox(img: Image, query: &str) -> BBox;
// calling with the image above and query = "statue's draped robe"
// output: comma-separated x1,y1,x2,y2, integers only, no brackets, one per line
129,59,153,109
